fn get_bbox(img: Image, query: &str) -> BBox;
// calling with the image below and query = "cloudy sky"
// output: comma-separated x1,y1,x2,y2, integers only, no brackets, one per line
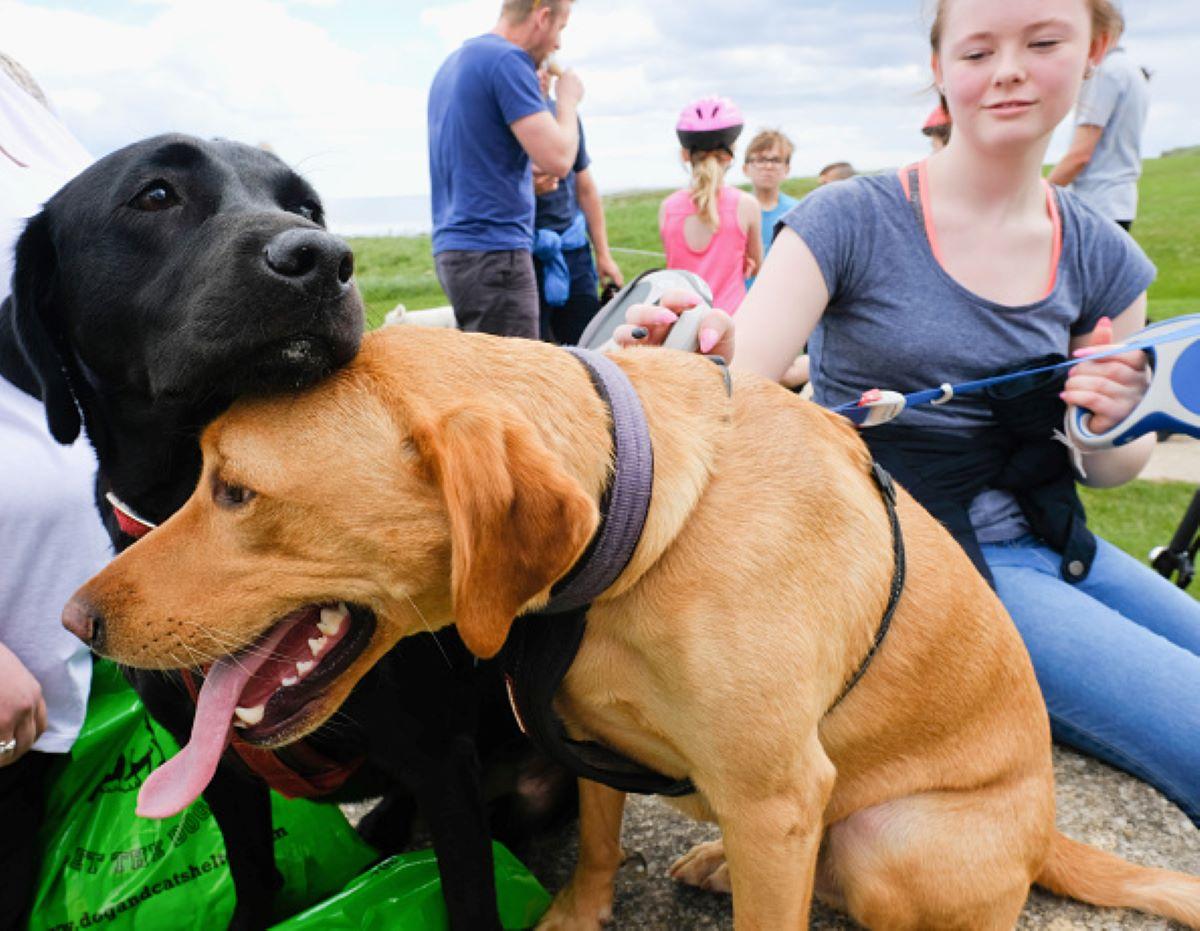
5,0,1199,208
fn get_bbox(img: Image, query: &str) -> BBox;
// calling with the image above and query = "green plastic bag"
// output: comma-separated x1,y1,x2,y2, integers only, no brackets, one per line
272,844,551,930
28,660,377,930
29,661,555,930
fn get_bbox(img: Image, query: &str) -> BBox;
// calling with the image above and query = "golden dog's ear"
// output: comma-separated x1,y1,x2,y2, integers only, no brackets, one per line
415,405,599,659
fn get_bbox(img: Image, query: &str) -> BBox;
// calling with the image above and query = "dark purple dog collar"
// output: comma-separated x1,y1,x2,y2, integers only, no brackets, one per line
540,346,654,613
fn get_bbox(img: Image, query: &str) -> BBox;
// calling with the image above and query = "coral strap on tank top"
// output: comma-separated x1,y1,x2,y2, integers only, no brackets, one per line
660,186,748,312
899,160,1062,300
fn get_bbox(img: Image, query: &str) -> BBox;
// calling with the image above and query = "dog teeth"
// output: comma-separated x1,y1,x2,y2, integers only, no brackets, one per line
296,660,315,677
318,604,348,636
281,675,299,687
234,705,265,727
308,636,327,655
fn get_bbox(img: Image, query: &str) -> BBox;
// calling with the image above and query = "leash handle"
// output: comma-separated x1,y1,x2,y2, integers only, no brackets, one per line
1066,315,1200,449
576,268,715,352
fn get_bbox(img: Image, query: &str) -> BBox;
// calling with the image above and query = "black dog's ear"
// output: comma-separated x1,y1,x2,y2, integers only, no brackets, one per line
9,212,81,444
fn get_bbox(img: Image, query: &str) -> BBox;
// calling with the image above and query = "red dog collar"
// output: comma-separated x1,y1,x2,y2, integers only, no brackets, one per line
105,491,157,540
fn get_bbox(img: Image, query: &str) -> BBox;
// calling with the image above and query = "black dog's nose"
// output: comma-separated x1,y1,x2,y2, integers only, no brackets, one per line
63,597,102,648
264,229,354,294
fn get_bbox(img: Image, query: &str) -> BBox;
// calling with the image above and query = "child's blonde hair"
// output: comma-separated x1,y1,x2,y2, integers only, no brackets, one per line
929,0,1123,50
687,150,730,230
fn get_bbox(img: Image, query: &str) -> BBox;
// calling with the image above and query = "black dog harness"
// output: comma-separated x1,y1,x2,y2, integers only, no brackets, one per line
502,348,907,796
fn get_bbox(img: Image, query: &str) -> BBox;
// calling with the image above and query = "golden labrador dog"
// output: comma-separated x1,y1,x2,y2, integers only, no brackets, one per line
65,326,1200,929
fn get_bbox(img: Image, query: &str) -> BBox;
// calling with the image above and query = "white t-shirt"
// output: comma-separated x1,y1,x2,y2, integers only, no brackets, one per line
0,379,112,751
1,67,107,752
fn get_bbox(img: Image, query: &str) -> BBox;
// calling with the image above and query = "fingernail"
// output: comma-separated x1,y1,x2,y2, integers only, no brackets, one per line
655,310,679,325
631,327,648,340
699,328,719,353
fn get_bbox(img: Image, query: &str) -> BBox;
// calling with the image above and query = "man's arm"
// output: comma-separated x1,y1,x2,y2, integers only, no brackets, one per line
1048,124,1104,187
575,167,622,286
511,70,583,178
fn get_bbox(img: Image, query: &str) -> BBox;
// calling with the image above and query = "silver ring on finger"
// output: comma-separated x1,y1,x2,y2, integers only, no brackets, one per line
0,738,16,755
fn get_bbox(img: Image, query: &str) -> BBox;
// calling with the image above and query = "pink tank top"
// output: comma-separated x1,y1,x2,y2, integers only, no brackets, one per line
660,186,748,313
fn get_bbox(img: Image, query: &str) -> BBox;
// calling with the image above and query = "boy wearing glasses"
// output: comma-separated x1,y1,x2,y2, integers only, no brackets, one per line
743,129,798,255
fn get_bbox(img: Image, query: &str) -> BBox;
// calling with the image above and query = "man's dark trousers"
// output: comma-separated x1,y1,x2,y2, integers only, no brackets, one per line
435,249,540,338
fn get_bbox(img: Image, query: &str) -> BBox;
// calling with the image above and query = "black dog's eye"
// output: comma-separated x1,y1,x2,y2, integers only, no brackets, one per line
294,200,321,223
129,181,180,212
214,478,256,509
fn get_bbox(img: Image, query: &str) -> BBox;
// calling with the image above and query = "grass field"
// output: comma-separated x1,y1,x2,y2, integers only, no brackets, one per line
348,150,1200,589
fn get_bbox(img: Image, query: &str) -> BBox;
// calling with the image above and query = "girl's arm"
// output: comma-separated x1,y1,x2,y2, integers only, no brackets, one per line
1063,293,1157,488
728,227,828,379
738,190,764,280
657,198,669,254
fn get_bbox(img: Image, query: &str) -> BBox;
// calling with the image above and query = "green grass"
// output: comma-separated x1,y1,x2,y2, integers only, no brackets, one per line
347,153,1200,589
349,150,1200,324
1081,481,1198,592
1131,152,1200,318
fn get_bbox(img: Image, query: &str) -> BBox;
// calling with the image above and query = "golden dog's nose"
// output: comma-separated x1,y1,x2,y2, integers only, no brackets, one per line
62,597,99,646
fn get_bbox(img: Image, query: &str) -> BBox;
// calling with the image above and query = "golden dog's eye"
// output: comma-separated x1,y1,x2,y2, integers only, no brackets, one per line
129,180,180,212
214,478,256,509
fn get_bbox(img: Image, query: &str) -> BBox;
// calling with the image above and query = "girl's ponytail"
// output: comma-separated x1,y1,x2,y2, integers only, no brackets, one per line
689,151,726,230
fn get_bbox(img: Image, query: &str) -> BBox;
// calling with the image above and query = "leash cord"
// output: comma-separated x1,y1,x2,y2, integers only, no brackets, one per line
833,318,1200,424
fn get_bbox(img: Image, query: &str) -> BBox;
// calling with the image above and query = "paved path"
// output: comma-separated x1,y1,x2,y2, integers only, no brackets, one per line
1143,434,1199,483
520,746,1199,929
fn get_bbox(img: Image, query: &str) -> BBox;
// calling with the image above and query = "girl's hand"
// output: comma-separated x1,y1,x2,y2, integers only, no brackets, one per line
743,254,758,280
612,290,736,358
1062,317,1151,434
0,641,47,768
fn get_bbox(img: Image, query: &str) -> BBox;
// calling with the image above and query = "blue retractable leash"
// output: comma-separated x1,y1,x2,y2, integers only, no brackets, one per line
834,314,1200,449
583,270,1200,451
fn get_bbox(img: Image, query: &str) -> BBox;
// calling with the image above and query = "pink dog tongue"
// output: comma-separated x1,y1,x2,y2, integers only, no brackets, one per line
136,622,294,819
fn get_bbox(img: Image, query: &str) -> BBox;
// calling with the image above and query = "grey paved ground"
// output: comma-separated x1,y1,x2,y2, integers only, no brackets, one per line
1142,434,1199,483
342,746,1198,929
511,746,1198,930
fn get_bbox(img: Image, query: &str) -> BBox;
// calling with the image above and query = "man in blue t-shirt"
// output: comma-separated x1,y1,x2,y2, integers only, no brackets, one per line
427,0,584,338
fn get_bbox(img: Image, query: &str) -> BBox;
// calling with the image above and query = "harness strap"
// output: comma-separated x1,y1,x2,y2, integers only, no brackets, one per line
504,610,696,796
829,462,905,709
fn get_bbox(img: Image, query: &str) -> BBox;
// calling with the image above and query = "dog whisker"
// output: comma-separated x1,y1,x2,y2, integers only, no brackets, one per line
405,594,452,669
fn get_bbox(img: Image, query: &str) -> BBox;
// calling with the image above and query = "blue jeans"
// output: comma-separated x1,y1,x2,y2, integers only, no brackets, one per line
981,535,1200,825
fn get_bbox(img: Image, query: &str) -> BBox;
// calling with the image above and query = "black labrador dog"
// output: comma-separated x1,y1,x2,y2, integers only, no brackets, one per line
0,134,571,929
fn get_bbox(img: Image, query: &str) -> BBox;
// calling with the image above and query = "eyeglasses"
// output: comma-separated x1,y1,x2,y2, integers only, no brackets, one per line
746,157,788,167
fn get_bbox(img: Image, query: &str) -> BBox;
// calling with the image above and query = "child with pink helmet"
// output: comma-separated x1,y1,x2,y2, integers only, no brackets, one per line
659,96,763,313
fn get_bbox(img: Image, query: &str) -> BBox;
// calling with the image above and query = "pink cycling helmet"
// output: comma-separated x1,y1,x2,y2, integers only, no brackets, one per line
676,95,744,154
